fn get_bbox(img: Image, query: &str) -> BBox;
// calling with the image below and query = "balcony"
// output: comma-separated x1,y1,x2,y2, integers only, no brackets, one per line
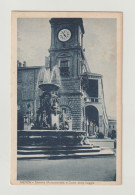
84,97,102,103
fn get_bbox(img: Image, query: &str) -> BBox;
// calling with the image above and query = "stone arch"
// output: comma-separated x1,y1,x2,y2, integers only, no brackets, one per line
60,97,74,109
85,105,99,136
85,103,102,116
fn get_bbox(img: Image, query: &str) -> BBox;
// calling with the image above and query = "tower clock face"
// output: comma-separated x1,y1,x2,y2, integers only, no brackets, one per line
58,29,71,42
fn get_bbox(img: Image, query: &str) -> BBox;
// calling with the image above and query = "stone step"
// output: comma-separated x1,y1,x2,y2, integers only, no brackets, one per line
17,149,114,160
17,145,100,150
17,148,101,155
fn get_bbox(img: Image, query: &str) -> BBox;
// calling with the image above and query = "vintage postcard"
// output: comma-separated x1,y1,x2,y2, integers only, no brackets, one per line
11,11,122,185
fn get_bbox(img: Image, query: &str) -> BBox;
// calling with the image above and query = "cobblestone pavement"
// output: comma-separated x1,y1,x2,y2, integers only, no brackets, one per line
17,156,116,181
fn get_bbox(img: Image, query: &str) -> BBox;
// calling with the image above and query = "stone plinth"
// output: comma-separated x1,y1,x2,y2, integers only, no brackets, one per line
18,130,86,146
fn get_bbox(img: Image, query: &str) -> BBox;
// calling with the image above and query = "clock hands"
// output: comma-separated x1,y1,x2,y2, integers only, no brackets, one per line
58,29,71,41
62,31,67,38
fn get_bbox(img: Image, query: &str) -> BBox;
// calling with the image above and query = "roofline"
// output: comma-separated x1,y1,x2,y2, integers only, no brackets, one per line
17,66,43,70
50,18,85,34
81,72,103,78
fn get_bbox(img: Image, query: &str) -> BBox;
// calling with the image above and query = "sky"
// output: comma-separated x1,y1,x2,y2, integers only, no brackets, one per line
17,18,116,118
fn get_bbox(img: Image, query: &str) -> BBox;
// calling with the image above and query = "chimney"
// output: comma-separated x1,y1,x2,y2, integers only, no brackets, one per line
19,62,22,67
23,61,26,67
17,60,23,67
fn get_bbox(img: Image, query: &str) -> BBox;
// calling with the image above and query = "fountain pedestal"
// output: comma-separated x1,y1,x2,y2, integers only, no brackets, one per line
32,83,61,130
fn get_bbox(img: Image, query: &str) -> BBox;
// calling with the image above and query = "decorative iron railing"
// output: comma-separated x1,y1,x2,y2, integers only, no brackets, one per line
84,97,102,103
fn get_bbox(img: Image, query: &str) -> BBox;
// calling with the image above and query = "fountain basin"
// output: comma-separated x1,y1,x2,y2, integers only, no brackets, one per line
39,83,59,92
17,130,86,146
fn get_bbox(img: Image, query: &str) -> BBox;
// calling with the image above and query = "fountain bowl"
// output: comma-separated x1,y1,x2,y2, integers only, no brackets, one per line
39,83,60,92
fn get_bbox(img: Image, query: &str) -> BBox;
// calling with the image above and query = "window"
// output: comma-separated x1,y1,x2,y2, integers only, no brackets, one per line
61,60,68,67
60,60,69,77
87,79,98,97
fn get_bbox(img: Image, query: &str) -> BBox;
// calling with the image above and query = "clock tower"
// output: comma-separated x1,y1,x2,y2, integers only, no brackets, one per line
49,18,85,131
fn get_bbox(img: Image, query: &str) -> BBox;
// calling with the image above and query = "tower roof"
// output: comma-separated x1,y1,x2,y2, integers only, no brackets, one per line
50,18,85,34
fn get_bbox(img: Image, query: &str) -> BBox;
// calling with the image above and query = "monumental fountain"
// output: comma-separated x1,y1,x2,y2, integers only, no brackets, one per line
17,64,115,159
18,65,86,147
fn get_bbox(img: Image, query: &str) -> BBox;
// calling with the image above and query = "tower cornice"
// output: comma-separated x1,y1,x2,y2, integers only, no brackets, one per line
49,46,83,53
49,18,85,34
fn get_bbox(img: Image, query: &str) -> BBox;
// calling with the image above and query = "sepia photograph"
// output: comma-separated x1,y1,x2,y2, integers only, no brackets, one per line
11,12,122,185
